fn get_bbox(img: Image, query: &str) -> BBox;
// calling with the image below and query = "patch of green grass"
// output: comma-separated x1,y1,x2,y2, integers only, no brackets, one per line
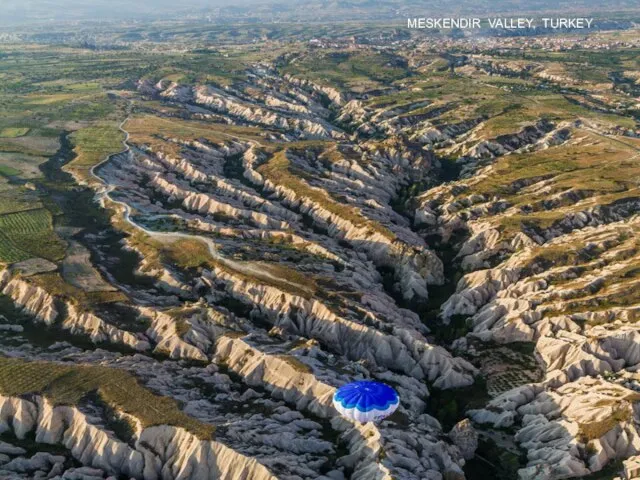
281,50,410,92
0,208,66,263
276,355,313,373
0,165,21,177
160,237,316,298
0,231,31,263
67,123,124,180
458,130,640,237
464,438,524,480
427,377,490,430
126,115,264,149
0,127,29,138
0,190,42,215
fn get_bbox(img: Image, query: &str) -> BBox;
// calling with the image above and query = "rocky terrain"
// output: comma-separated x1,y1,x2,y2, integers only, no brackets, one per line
0,27,638,480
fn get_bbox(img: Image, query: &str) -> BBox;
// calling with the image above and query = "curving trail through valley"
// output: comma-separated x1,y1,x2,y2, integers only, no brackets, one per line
89,108,313,295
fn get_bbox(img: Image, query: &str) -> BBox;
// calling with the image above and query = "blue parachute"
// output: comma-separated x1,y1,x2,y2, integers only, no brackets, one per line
333,380,399,423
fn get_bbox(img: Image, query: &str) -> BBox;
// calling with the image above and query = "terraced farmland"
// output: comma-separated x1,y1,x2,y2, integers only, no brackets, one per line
0,208,65,263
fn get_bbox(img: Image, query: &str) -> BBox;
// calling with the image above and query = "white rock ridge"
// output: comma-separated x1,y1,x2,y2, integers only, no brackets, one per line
0,394,278,480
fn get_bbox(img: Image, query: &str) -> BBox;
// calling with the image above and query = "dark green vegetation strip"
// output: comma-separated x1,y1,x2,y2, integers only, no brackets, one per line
67,124,124,180
0,208,66,263
281,50,410,91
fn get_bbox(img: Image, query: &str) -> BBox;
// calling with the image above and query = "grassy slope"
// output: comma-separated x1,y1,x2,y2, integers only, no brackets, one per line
0,208,66,263
66,123,125,181
0,356,214,439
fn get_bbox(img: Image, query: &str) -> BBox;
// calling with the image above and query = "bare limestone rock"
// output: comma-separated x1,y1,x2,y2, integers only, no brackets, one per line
449,419,478,460
0,394,278,480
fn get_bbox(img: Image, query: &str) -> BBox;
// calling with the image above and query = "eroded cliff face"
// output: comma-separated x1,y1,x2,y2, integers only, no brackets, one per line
139,69,345,141
0,270,58,325
0,269,150,352
202,265,476,389
214,334,469,479
413,113,640,478
0,394,277,480
469,378,640,479
0,259,473,479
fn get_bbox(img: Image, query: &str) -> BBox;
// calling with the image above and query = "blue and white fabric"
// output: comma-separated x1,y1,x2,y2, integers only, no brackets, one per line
333,381,399,423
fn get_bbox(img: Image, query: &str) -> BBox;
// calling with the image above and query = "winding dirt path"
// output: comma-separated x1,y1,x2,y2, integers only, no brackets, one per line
89,109,313,294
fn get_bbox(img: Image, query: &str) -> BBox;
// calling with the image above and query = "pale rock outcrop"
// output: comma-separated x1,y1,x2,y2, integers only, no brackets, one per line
140,307,208,361
621,455,640,479
215,335,334,417
471,377,640,479
412,118,484,146
0,270,58,325
193,85,342,139
62,304,150,352
449,419,478,460
242,149,444,301
441,265,522,322
201,265,477,389
282,74,345,107
138,426,277,480
0,394,278,480
0,269,151,352
150,174,289,230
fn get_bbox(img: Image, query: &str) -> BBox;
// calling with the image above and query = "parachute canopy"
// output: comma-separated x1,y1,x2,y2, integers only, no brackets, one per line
333,380,399,423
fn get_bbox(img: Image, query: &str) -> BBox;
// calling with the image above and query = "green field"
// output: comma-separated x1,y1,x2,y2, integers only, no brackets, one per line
0,128,30,138
281,50,411,92
67,123,125,181
0,165,21,177
0,208,66,263
0,191,42,215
